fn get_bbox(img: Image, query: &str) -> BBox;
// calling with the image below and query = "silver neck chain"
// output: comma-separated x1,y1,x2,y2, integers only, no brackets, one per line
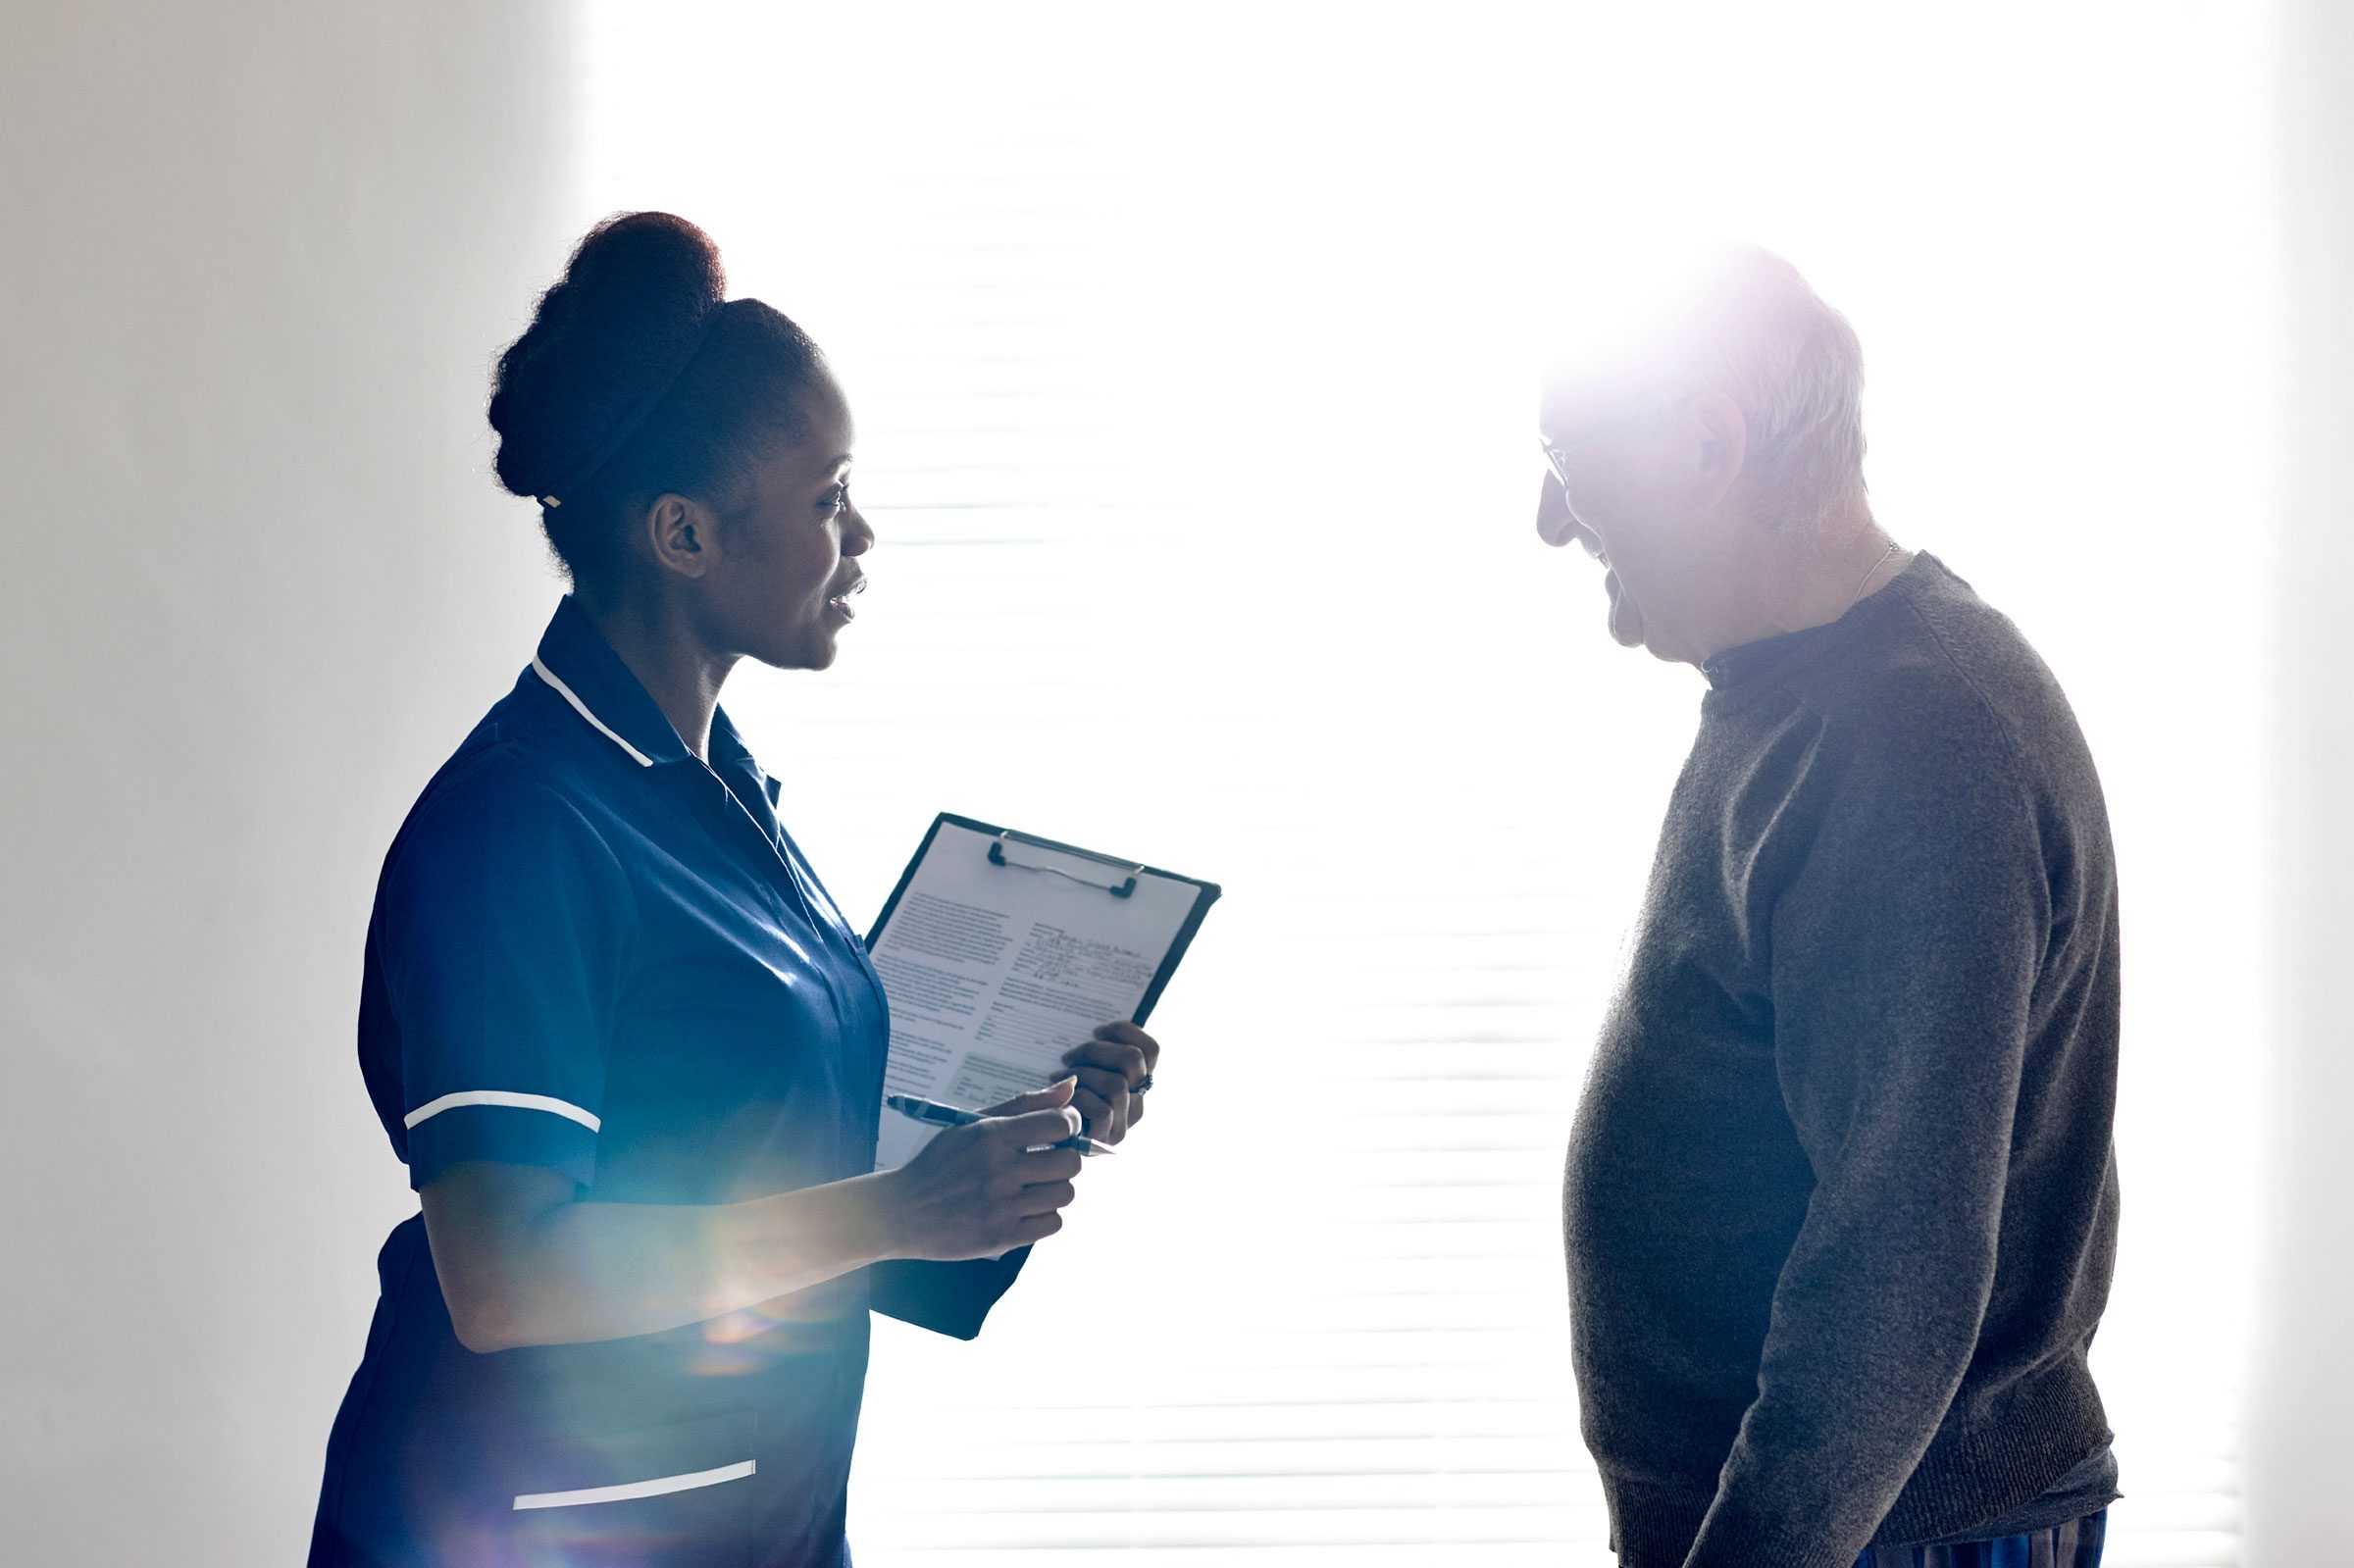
1845,541,1902,613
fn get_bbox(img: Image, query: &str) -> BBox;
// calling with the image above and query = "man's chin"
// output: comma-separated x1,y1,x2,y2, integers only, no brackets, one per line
1606,572,1648,649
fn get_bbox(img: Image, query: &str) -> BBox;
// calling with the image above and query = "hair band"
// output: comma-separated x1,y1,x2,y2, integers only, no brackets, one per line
539,303,729,509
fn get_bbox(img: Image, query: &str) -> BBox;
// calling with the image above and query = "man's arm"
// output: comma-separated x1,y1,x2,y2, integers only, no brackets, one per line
1681,717,2051,1568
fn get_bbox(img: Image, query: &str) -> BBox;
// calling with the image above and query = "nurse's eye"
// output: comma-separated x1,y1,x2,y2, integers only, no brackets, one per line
817,483,848,517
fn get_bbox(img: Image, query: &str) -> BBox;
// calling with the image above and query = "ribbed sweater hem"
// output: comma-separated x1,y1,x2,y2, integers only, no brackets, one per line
1877,1356,2110,1547
1599,1358,2110,1567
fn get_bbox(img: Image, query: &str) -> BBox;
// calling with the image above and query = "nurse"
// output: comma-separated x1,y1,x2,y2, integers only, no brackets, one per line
309,212,1163,1566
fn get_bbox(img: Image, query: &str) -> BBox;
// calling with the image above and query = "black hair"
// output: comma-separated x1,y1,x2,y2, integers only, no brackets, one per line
487,212,827,584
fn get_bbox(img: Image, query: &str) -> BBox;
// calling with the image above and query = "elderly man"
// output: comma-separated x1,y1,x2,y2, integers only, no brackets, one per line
1540,248,2121,1568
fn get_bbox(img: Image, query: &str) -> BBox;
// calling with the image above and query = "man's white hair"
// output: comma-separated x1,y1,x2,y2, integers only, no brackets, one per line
1556,244,1869,531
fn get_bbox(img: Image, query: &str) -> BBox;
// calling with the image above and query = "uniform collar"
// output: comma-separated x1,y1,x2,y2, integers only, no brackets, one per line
707,703,756,769
529,596,695,768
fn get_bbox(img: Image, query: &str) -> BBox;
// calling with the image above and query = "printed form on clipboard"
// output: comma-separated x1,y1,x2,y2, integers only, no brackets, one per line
864,814,1220,1171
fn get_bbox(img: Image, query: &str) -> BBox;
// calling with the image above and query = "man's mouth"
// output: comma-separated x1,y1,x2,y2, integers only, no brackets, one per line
826,577,866,618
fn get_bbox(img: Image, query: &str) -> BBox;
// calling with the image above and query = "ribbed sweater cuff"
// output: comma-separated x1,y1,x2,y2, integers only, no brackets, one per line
1610,1475,1874,1567
1603,1478,1714,1568
1683,1492,1868,1568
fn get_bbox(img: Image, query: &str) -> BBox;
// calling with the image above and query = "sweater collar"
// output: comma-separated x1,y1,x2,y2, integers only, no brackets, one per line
1700,551,1941,692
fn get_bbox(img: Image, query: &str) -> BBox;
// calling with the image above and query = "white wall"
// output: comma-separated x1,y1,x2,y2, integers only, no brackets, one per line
0,3,578,1558
2246,1,2354,1561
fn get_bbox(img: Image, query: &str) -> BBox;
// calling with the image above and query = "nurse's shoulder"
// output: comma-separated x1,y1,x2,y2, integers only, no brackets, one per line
371,674,640,980
384,658,636,868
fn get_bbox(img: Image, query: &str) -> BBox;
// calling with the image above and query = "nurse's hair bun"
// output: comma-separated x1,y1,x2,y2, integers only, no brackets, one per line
488,212,728,507
486,213,824,583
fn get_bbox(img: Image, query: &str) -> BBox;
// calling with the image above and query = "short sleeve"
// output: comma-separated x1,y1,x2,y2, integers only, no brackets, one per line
374,771,633,1190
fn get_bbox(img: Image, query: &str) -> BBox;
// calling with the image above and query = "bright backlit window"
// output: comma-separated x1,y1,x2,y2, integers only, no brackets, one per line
584,5,2271,1562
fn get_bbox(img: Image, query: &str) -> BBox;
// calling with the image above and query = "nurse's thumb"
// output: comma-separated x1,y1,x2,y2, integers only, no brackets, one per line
984,1076,1078,1118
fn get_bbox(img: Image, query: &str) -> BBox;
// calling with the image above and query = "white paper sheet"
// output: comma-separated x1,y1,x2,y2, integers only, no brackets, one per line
869,821,1206,1170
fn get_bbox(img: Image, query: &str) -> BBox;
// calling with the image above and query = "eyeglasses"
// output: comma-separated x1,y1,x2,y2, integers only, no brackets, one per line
1537,433,1581,492
1537,405,1671,490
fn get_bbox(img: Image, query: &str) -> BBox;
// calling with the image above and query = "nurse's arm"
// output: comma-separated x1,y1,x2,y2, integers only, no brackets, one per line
423,1100,1085,1353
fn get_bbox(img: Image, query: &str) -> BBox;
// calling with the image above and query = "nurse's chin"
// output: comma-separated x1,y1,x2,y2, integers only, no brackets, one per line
760,609,851,666
750,635,841,675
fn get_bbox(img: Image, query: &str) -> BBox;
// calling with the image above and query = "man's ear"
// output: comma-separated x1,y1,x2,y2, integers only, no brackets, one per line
1686,389,1749,510
644,494,715,581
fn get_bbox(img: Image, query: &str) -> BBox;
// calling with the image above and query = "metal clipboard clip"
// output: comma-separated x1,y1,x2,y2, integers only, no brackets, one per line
986,832,1141,898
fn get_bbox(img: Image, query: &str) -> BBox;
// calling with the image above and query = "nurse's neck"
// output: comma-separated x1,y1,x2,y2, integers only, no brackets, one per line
576,590,735,764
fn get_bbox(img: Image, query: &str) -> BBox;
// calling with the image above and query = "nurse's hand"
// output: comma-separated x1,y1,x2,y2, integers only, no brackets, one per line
883,1079,1087,1261
1060,1022,1160,1145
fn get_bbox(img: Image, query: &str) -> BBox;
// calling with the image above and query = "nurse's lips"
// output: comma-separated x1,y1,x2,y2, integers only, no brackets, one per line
824,575,866,620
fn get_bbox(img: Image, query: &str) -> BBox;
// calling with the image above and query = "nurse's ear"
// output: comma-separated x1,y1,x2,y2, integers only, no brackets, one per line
643,492,716,581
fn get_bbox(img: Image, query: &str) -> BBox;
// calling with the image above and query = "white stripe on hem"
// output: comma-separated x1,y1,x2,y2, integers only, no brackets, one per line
402,1089,601,1133
513,1459,755,1511
531,656,655,767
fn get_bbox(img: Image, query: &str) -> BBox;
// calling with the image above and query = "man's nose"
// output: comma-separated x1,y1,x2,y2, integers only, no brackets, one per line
1535,472,1578,548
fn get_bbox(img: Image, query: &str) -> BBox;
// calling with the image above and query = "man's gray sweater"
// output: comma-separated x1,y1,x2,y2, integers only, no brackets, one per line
1562,553,2122,1568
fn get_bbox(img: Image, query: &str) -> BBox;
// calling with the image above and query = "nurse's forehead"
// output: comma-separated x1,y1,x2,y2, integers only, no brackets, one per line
797,406,854,470
749,432,853,498
770,376,854,472
801,369,853,436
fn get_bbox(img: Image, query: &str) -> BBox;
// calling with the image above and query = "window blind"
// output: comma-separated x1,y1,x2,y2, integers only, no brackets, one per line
584,6,2269,1562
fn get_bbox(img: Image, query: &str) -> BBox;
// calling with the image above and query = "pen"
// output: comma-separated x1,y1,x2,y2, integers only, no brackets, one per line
885,1092,1115,1156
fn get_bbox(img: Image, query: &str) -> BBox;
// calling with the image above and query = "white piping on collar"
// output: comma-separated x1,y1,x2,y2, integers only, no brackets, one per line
531,656,654,768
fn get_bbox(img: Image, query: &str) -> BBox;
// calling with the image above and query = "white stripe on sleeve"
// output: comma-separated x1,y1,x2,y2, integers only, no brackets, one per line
402,1089,601,1133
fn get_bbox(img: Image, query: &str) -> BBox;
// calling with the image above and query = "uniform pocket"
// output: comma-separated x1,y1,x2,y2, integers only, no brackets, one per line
506,1406,758,1567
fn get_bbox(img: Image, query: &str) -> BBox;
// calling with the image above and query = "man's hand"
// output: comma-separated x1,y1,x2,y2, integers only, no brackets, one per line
1059,1021,1160,1144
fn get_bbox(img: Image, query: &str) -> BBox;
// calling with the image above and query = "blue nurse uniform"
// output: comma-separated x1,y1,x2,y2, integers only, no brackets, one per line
309,597,1024,1567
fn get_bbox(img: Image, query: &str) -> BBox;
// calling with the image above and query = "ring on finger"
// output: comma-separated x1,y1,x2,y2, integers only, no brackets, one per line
1132,1075,1153,1095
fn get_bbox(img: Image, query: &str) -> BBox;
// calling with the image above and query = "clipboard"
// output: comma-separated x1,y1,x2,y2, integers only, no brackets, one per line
864,814,1220,1169
864,813,1221,1026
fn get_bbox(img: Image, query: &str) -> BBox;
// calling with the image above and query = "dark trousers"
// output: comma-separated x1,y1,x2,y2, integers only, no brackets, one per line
1858,1508,2106,1568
